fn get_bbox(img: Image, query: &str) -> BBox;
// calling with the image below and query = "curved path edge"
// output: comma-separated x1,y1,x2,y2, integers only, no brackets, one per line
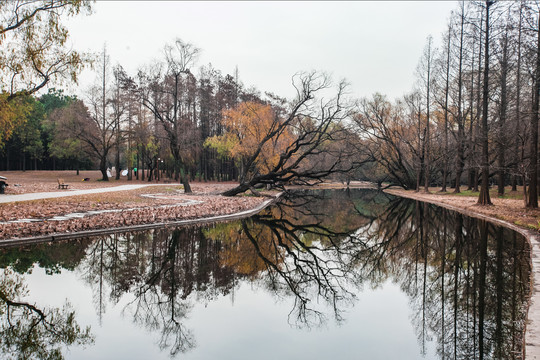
385,189,540,360
0,193,282,248
0,184,176,203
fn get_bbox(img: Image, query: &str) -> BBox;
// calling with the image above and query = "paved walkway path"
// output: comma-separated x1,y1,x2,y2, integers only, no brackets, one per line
0,184,174,203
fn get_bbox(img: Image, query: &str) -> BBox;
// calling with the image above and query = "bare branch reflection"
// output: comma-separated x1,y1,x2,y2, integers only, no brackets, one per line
4,188,527,359
356,194,531,360
236,190,376,328
0,269,94,360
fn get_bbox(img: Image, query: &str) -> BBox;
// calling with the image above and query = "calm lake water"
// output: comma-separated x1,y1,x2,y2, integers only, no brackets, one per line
0,189,531,360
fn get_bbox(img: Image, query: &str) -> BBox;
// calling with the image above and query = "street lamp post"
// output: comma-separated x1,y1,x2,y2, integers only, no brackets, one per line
161,159,164,180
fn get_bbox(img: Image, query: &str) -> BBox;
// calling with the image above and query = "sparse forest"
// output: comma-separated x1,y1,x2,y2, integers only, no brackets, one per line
354,1,540,208
1,1,540,208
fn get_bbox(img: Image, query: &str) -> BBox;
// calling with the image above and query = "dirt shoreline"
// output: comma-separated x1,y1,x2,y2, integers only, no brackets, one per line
0,193,281,248
0,173,271,242
385,188,540,360
0,188,271,241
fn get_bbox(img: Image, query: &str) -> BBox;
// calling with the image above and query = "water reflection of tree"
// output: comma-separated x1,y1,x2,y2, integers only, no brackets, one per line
0,268,94,360
366,197,530,360
231,190,381,327
126,229,197,356
0,239,91,275
81,229,205,356
75,189,378,355
74,189,529,359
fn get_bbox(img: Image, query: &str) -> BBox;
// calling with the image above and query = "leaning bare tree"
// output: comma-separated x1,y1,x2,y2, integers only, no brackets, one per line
214,72,358,197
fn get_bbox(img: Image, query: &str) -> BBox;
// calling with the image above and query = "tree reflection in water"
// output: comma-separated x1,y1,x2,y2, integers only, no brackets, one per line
368,195,530,360
0,189,531,359
0,268,94,360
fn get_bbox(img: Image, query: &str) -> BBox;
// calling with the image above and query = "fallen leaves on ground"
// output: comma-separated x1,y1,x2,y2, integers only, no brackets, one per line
0,183,266,240
386,188,540,233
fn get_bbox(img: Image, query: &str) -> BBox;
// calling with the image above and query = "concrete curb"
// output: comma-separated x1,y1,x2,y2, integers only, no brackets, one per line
385,189,540,360
0,193,282,249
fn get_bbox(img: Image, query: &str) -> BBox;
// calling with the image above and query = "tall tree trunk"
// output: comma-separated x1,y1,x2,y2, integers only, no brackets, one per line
512,4,523,192
141,150,145,181
102,46,108,182
424,37,433,193
470,10,484,193
100,154,108,181
528,10,540,208
115,117,120,181
180,168,192,193
497,23,509,196
441,25,451,192
478,1,492,205
115,146,120,180
455,6,466,194
135,151,139,180
468,16,477,192
114,76,121,181
473,124,480,192
416,112,425,192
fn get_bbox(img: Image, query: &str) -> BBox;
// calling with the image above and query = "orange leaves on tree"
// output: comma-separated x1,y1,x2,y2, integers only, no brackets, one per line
205,101,294,175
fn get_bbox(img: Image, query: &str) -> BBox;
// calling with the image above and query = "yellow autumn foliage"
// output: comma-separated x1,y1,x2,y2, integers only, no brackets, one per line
0,93,31,148
205,101,295,174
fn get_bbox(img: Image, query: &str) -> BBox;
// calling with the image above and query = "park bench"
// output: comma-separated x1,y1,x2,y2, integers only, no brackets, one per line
0,176,7,194
57,178,69,189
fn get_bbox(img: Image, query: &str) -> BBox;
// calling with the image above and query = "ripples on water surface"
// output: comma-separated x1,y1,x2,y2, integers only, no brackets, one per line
0,189,531,359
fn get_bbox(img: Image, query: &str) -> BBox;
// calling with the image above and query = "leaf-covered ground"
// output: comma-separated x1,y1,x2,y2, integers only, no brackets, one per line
0,171,266,240
0,170,235,194
386,188,540,232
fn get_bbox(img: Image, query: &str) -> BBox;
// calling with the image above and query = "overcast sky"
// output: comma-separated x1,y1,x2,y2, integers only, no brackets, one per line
64,1,457,101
